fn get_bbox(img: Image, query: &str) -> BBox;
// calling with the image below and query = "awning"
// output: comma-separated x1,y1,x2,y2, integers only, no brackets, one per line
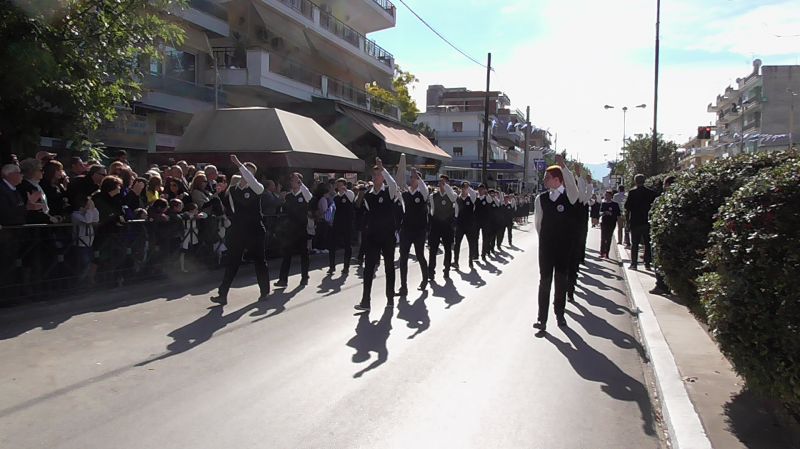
176,107,365,172
339,106,452,161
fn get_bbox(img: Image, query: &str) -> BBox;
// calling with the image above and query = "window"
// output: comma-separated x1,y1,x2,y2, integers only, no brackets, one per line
452,121,463,132
453,146,463,157
165,47,197,83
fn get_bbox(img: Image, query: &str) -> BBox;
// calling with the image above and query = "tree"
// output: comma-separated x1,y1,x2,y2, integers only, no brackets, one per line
367,65,420,125
621,133,679,179
0,0,186,158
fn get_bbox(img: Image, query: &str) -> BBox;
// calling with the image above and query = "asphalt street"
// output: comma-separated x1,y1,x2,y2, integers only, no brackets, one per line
0,223,663,449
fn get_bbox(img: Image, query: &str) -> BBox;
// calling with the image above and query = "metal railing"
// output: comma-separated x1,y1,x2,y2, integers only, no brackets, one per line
143,74,226,104
327,77,399,118
0,215,286,304
210,47,245,69
268,52,323,89
275,0,394,68
370,0,396,16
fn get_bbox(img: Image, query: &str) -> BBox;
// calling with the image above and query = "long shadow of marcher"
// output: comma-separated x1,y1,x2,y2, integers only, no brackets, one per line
251,284,305,321
430,278,466,309
566,302,649,362
575,272,625,295
544,327,657,436
582,260,623,280
136,303,259,366
346,307,393,378
316,272,349,297
396,292,430,339
475,259,502,276
457,268,486,288
576,285,634,316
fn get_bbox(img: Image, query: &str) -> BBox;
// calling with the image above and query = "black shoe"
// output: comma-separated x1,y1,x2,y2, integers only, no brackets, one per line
645,264,651,271
452,263,459,271
443,270,450,280
386,299,394,308
397,285,408,296
557,318,567,327
300,276,309,285
258,292,270,301
418,279,428,291
650,286,670,295
327,268,335,275
210,295,227,306
628,264,638,270
274,280,288,288
567,292,575,303
533,321,546,331
469,260,474,269
354,304,370,311
342,265,350,274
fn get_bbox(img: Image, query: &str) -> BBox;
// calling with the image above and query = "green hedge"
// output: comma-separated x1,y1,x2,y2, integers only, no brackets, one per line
698,159,800,407
650,151,797,317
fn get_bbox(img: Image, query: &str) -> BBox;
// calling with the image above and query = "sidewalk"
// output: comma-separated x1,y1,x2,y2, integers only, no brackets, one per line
617,243,800,449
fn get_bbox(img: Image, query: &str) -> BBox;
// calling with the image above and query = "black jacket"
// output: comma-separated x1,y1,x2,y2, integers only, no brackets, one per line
0,180,26,226
624,186,658,227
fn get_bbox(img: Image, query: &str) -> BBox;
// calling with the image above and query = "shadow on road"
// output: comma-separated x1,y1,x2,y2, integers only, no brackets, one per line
346,306,393,378
396,291,430,339
457,268,487,288
474,259,502,276
544,327,657,436
724,389,800,449
566,301,649,363
430,277,466,309
316,271,349,297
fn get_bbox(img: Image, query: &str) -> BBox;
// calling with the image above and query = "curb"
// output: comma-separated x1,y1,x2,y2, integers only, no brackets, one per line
617,244,713,449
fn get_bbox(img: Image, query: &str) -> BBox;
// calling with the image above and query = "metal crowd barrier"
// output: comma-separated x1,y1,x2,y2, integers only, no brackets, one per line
0,214,287,305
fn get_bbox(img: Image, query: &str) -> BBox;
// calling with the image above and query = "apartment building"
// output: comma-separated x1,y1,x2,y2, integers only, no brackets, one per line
76,0,450,174
706,60,800,158
417,85,527,186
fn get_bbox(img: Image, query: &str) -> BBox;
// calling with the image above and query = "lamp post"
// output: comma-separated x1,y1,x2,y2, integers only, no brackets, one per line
604,104,646,161
789,89,797,151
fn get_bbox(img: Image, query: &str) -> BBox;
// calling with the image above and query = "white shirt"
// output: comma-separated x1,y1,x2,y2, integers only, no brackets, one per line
535,164,579,234
612,191,626,207
429,183,458,217
364,168,399,211
337,189,355,203
3,179,16,191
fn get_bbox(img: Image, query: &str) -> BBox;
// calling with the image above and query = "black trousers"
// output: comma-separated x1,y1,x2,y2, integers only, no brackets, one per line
479,222,493,257
399,227,427,288
538,246,569,324
362,233,396,303
329,226,352,271
219,227,269,296
279,231,309,282
496,221,512,247
630,224,652,266
428,221,453,276
600,219,615,255
454,221,479,263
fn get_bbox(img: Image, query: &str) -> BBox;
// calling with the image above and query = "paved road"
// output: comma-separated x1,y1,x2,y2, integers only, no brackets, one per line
0,223,662,449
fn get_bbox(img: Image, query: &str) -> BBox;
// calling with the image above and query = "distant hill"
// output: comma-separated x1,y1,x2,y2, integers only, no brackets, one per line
585,163,610,180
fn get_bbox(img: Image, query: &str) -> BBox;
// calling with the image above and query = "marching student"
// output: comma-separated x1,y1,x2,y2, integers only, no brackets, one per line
355,158,400,312
599,189,621,258
566,168,592,302
533,155,580,332
475,184,494,261
275,172,312,288
427,174,458,282
498,193,516,247
211,155,269,306
328,178,355,274
397,168,429,296
454,181,478,270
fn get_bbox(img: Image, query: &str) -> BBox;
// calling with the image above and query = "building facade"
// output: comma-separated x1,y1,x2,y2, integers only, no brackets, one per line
706,60,800,158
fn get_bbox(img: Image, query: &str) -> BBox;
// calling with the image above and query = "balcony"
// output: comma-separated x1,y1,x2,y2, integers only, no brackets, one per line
262,0,394,72
174,0,230,36
143,74,226,104
208,48,399,120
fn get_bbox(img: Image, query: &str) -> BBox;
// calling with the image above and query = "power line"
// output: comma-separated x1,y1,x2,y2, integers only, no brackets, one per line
396,0,492,70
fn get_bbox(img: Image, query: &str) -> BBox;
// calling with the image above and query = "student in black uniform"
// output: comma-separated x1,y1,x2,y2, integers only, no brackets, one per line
398,168,429,296
475,184,495,261
454,181,478,270
599,189,621,258
567,168,592,302
211,155,269,305
328,178,355,274
355,158,399,311
275,172,312,288
499,194,515,247
533,156,579,332
428,174,457,281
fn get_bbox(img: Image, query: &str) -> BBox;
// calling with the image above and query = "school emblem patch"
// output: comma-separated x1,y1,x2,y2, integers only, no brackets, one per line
482,200,486,205
298,196,304,203
244,192,250,199
557,205,565,212
441,200,447,206
378,197,384,204
414,197,420,203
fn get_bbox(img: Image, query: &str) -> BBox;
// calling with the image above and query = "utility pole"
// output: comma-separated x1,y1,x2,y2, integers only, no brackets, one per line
650,0,661,174
788,89,796,151
523,105,530,193
738,96,745,154
481,53,492,185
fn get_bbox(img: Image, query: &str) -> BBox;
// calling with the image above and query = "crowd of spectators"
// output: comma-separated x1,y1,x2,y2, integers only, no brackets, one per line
0,149,533,298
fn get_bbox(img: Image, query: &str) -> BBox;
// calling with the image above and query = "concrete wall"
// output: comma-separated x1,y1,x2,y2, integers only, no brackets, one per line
761,66,800,138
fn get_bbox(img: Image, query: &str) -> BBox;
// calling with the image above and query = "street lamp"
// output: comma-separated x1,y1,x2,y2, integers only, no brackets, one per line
603,104,647,161
789,89,797,151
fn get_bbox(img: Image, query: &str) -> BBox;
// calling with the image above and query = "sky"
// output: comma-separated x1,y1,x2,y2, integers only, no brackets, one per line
370,0,800,173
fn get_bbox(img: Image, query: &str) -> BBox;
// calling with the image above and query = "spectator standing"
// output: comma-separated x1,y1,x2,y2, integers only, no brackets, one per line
18,158,56,224
599,190,621,258
1,164,28,226
71,196,99,282
589,194,601,227
42,160,70,219
146,176,162,205
68,157,87,180
204,165,219,193
67,165,106,211
189,171,211,210
92,176,126,282
613,185,629,246
625,174,658,270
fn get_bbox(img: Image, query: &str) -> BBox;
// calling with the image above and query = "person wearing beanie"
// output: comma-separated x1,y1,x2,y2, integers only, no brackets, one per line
533,155,579,333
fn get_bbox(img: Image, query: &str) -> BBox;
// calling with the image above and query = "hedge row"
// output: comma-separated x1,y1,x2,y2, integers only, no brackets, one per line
650,150,799,408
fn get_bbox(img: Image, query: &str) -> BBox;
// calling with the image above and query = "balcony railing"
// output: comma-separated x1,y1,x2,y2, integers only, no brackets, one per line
143,73,226,104
327,77,399,118
188,0,228,21
370,0,396,16
274,0,394,68
268,52,323,89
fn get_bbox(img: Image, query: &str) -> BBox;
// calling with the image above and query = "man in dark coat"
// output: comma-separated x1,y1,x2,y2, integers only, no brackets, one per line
625,173,658,270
